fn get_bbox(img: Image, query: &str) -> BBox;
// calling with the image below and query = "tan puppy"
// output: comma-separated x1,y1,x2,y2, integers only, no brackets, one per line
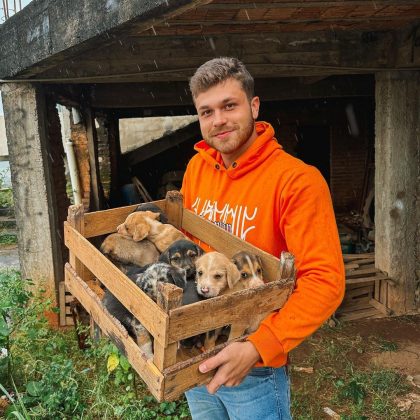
116,210,186,252
195,252,242,299
231,251,265,288
100,233,159,267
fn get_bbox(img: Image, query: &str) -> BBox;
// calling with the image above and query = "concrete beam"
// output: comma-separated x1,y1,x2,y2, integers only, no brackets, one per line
0,83,62,322
0,0,211,79
375,71,420,314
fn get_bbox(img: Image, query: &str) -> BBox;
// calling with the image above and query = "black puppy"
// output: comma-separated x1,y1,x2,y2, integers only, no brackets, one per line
159,239,206,349
159,239,204,280
135,202,169,224
103,262,186,355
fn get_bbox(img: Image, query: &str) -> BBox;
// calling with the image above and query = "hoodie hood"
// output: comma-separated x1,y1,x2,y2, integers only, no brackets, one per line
194,121,282,179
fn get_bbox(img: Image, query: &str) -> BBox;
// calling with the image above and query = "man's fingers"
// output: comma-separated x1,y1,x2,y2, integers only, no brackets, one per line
206,371,226,394
199,351,226,373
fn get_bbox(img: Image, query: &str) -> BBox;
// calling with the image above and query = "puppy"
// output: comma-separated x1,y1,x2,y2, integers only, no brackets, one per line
103,262,187,356
159,239,206,349
117,210,186,252
100,233,159,268
159,239,204,280
195,252,241,299
135,203,168,224
231,251,265,288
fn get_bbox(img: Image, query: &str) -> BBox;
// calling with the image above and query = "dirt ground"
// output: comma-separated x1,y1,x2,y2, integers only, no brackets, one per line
290,314,420,419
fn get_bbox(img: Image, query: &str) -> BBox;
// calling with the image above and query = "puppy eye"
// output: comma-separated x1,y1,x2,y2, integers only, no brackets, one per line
171,256,180,262
214,274,222,280
241,272,248,279
257,268,262,274
197,271,203,276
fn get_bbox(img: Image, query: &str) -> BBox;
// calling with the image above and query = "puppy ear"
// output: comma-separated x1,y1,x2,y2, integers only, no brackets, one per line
195,244,205,257
132,223,150,242
226,261,241,289
169,267,187,289
144,210,160,220
116,222,125,234
158,249,170,264
255,254,263,270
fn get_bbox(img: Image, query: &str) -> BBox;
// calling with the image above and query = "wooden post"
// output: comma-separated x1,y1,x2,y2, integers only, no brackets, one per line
165,190,184,228
66,204,96,331
153,283,183,371
277,252,296,283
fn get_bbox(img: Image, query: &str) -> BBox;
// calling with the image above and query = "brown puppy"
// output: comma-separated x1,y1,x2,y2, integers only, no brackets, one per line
100,233,159,268
117,210,186,252
231,251,265,288
195,252,242,299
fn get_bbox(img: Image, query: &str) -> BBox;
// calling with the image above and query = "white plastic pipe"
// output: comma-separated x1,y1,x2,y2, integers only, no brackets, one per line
64,139,82,205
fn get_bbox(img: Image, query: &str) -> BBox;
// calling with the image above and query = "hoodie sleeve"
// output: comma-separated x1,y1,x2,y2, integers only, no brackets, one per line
248,166,345,366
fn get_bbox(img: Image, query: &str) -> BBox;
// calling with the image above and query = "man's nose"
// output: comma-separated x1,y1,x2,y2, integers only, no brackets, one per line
213,110,227,127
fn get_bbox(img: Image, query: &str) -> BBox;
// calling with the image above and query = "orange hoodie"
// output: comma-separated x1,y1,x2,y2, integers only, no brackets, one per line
181,121,345,367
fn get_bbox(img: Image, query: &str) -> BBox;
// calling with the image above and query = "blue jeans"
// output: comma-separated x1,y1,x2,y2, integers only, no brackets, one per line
185,366,292,420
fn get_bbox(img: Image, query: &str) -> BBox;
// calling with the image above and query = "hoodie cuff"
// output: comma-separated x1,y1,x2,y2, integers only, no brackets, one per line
247,324,285,366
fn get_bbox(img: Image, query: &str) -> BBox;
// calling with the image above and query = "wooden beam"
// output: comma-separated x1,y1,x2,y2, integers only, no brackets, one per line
202,1,420,9
84,107,104,211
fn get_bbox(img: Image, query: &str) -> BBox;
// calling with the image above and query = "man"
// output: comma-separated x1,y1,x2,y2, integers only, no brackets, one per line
181,57,345,419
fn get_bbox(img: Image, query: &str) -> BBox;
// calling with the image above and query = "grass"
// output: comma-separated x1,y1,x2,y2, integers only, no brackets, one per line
290,322,415,420
0,233,17,245
0,268,417,419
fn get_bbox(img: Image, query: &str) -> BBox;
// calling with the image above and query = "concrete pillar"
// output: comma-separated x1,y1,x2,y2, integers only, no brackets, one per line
1,83,62,321
375,71,419,314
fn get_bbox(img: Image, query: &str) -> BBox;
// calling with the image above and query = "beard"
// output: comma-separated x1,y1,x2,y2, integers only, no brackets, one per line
203,115,255,155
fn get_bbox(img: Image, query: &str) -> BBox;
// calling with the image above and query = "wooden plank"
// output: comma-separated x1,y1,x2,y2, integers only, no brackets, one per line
165,191,184,229
64,222,168,345
337,307,381,321
369,298,393,315
154,283,183,371
345,266,379,278
203,1,420,9
83,200,166,238
59,281,67,326
346,274,389,286
343,253,374,262
64,264,164,401
342,286,373,301
182,209,281,282
167,279,294,343
163,336,248,401
84,107,103,211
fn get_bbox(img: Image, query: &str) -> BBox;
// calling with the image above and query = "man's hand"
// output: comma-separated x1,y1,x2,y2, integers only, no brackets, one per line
198,341,261,394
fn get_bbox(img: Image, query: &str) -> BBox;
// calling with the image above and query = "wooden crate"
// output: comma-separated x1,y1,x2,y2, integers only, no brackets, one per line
64,191,295,401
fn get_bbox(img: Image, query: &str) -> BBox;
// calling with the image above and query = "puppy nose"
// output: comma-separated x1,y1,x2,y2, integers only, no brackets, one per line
201,286,209,294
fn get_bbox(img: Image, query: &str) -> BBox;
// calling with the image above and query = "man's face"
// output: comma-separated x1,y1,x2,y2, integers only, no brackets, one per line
195,78,260,166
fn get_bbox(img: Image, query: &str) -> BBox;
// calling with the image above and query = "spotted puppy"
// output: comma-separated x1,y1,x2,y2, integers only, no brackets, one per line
159,239,206,348
103,262,186,356
231,251,265,288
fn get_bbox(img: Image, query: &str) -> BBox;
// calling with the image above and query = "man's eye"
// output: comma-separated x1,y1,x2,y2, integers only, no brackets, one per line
201,110,211,117
225,103,235,110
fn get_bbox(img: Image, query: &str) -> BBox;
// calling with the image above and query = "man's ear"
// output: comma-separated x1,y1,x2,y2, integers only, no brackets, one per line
226,261,241,289
132,223,150,242
251,96,260,120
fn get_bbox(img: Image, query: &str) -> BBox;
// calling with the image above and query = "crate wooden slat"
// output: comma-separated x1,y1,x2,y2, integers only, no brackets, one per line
64,222,169,346
64,192,296,401
65,263,164,400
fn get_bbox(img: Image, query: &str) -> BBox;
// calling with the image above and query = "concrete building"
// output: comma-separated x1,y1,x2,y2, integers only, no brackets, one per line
0,0,418,324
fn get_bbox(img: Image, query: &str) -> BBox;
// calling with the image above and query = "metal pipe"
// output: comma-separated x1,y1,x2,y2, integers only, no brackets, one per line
64,139,82,205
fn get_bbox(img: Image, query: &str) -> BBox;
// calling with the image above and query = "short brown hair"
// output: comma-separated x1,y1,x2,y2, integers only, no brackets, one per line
189,57,254,100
